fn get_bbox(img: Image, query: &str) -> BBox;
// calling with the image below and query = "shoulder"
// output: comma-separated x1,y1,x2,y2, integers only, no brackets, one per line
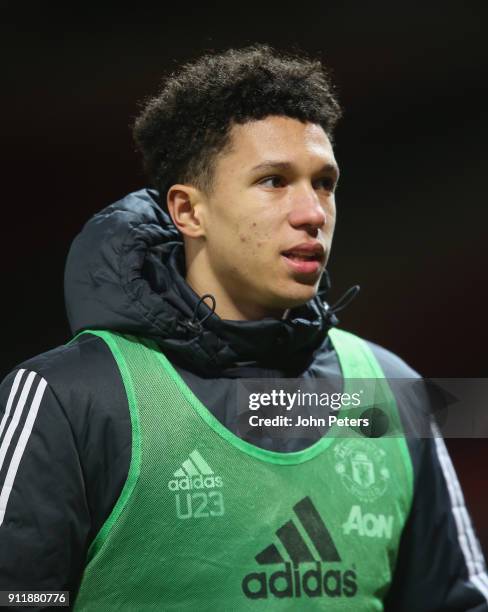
10,333,128,429
0,332,132,545
363,339,421,379
16,332,121,392
322,328,421,378
2,331,132,476
1,331,131,469
351,334,429,437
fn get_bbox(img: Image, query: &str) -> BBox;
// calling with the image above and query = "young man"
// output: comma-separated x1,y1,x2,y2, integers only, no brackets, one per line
0,46,487,610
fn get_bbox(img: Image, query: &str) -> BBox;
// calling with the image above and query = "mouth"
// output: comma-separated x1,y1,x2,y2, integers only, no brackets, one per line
281,243,325,275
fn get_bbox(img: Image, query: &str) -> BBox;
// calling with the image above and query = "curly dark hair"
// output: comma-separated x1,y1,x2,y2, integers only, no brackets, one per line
132,44,342,206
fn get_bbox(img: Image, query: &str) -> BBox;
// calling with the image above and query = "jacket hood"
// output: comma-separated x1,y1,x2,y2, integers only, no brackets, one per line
64,188,343,376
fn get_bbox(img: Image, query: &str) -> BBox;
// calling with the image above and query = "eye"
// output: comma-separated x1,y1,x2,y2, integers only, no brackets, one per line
259,175,287,188
313,176,337,192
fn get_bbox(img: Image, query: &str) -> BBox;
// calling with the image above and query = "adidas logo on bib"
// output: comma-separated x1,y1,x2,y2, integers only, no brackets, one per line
168,449,223,491
169,450,225,520
242,496,357,600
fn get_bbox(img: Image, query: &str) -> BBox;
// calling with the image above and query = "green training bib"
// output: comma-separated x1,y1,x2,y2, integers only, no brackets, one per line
73,328,413,611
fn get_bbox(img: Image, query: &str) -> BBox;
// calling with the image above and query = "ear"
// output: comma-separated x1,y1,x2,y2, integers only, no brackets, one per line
166,184,206,238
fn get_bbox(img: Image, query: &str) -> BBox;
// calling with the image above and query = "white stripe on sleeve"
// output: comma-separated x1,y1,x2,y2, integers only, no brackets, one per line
0,376,48,526
0,371,36,473
0,369,26,440
432,420,488,599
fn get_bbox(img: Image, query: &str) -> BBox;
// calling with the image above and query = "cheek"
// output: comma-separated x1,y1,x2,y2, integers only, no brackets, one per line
208,198,279,264
328,200,337,225
223,232,274,282
328,211,336,234
237,226,273,258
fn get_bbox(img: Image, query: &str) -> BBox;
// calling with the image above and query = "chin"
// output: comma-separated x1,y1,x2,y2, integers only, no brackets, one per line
270,285,319,310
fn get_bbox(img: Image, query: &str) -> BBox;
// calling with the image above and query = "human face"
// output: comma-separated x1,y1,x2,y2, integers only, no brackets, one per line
192,116,339,320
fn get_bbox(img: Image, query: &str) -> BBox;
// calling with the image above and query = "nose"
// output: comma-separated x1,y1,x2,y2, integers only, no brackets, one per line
287,184,327,231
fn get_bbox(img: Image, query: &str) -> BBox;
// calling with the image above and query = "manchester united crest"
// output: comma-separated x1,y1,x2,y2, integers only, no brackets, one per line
334,439,390,502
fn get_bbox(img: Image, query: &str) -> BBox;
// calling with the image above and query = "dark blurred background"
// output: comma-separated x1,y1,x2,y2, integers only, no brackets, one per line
2,2,487,550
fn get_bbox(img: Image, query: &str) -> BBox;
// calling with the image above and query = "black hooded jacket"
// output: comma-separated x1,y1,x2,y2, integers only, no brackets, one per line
0,188,487,611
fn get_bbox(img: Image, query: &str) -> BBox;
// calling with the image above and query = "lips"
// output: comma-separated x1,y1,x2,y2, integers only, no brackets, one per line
282,242,325,258
281,242,325,275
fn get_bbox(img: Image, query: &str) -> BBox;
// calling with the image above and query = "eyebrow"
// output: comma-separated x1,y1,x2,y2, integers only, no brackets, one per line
250,160,340,178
